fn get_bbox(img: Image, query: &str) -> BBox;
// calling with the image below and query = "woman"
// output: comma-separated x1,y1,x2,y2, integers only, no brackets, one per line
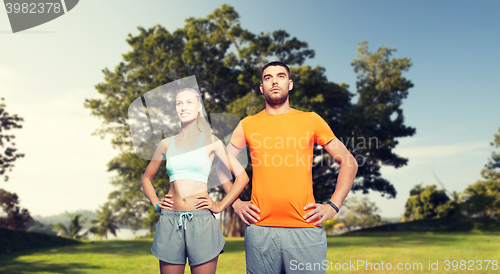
142,88,248,274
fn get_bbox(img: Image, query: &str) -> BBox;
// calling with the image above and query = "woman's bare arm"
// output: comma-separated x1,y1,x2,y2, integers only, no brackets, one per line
195,138,249,213
141,139,168,207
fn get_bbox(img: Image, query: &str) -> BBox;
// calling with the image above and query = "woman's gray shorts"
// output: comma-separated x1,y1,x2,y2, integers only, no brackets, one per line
151,209,225,266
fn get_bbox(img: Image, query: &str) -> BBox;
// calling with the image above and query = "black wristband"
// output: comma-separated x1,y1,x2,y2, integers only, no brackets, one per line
327,201,339,213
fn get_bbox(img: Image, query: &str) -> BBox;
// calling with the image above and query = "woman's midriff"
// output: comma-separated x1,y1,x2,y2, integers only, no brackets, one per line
167,180,209,211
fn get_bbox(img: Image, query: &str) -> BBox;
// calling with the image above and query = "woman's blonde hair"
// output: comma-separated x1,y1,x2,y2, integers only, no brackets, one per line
177,88,212,136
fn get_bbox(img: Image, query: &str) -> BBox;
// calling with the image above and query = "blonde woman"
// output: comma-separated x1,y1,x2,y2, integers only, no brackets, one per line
142,88,248,274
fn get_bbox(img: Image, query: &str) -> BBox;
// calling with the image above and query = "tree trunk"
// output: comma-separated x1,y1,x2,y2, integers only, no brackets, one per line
220,206,246,237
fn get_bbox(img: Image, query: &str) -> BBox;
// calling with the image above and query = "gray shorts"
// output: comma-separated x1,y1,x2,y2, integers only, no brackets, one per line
245,225,327,274
151,209,225,266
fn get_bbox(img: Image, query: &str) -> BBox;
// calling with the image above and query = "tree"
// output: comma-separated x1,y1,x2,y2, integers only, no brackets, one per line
462,181,500,218
88,203,120,239
344,42,415,198
321,217,344,235
53,213,87,239
0,98,24,182
26,218,56,235
340,197,382,230
404,184,459,221
0,188,31,229
462,128,500,218
85,5,415,236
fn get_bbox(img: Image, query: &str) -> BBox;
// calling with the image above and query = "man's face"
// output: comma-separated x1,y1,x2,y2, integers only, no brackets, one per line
260,65,293,106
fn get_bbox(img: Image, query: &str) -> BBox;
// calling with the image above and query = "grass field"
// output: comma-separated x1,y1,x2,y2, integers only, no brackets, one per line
1,231,499,273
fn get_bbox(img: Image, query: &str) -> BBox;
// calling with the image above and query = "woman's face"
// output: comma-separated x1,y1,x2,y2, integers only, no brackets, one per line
175,90,201,123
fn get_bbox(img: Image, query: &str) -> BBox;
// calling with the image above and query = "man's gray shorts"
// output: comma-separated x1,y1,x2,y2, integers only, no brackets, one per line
245,225,327,274
151,209,225,266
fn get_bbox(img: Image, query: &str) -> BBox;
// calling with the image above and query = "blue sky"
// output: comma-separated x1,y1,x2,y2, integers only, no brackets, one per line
1,0,499,217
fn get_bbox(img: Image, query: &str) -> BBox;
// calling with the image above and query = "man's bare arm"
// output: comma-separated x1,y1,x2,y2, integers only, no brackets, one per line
303,138,358,226
323,138,358,208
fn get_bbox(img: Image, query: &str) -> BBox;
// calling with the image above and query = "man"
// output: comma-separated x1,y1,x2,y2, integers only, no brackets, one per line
218,61,357,274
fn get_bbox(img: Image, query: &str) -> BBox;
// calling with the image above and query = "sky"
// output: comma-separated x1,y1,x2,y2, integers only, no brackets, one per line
0,0,499,218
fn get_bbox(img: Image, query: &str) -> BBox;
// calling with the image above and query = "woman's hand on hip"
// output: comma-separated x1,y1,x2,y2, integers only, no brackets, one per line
159,194,174,210
194,195,222,214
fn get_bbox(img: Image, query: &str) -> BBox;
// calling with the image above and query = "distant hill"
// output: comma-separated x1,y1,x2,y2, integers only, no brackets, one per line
345,217,500,234
381,217,401,224
32,210,97,228
0,226,81,254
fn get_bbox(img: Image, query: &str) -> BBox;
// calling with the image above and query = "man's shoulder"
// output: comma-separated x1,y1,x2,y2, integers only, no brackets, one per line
290,108,313,115
240,109,321,124
296,109,325,119
289,109,322,120
241,110,266,123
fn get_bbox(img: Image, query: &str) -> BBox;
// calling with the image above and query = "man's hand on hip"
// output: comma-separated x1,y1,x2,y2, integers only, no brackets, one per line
303,203,337,226
232,199,261,225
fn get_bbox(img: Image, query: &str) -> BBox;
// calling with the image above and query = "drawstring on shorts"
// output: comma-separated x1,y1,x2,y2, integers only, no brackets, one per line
178,212,193,230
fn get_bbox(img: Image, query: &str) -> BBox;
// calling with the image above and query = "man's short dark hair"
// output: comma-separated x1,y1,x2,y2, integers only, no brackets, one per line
261,61,290,80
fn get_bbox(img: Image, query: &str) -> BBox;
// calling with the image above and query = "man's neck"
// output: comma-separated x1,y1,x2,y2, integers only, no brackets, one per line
264,101,292,115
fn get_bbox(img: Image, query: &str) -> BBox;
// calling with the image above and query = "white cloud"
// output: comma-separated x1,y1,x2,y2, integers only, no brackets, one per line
0,66,21,82
398,141,489,164
372,139,492,217
1,66,119,217
381,140,490,175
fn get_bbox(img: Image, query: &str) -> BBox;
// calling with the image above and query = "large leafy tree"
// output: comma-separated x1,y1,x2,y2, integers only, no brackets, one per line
85,5,415,236
0,98,24,182
0,188,31,229
404,184,459,221
340,197,382,230
462,128,500,218
344,42,415,198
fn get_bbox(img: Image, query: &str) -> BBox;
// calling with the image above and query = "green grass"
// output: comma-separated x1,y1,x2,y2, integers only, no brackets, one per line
0,232,499,273
0,238,246,274
327,232,500,273
0,227,80,253
353,217,500,233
